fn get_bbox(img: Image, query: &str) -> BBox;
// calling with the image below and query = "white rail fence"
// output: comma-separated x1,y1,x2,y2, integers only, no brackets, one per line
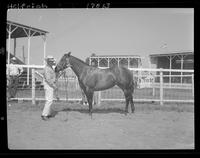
6,65,194,105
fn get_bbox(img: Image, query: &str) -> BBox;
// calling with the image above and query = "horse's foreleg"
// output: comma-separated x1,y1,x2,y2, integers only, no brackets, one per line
125,98,129,115
123,89,130,115
85,91,94,118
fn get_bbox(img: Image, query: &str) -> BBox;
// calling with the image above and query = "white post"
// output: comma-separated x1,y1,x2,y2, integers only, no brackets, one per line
32,68,35,105
43,35,47,65
97,58,100,67
98,91,101,106
7,31,11,82
7,24,18,64
7,31,11,65
108,58,110,68
128,57,130,68
7,24,18,66
117,58,120,67
27,35,31,85
89,57,91,65
169,56,172,87
160,69,164,106
192,74,194,97
181,55,183,84
152,76,155,96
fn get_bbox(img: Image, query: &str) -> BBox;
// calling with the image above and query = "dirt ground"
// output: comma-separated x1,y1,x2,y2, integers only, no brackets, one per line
7,101,194,150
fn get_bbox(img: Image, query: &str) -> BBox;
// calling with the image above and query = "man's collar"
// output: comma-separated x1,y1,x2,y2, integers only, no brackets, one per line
46,64,55,70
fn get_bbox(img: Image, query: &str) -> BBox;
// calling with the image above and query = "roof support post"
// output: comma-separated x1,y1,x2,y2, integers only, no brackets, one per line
117,58,120,67
89,57,91,65
180,55,184,84
128,57,130,68
42,35,47,65
27,32,31,85
7,30,11,66
169,56,172,86
7,24,18,64
97,58,100,67
166,55,175,86
7,31,11,78
176,55,184,84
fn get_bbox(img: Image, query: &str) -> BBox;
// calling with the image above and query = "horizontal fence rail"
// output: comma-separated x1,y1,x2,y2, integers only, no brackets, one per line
6,65,194,105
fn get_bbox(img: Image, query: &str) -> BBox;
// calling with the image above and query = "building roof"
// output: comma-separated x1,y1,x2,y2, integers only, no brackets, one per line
7,20,49,39
149,51,193,57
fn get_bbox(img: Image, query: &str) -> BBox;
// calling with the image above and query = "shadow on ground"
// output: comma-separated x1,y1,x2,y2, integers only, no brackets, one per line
51,106,128,117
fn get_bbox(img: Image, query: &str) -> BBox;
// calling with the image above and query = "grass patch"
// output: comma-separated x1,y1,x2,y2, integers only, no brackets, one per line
7,100,194,113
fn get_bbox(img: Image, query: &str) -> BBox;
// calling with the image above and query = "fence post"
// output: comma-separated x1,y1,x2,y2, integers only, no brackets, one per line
192,74,194,97
98,91,101,105
160,69,164,106
32,68,35,105
152,76,155,96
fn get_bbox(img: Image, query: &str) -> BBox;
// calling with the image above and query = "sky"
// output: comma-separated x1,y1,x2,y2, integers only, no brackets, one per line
7,8,194,67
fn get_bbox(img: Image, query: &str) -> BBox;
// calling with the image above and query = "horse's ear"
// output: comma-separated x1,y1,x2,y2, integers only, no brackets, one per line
68,52,71,56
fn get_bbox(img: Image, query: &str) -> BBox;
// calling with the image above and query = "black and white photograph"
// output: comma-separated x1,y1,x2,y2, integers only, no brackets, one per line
6,7,194,150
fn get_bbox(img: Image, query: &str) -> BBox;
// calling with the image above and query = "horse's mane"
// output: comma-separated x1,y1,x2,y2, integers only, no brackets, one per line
70,55,90,66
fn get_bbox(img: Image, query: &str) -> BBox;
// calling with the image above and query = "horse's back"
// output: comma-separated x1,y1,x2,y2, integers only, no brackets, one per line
112,66,132,78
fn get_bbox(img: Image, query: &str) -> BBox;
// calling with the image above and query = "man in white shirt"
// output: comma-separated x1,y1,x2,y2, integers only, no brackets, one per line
41,55,58,121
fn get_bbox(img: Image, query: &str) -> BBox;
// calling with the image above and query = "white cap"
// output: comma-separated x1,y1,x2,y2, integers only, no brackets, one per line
46,55,54,59
11,57,17,60
46,55,56,61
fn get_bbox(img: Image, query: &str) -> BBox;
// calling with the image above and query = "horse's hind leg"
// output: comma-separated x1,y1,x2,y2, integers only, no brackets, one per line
129,95,135,113
123,89,130,115
125,98,130,115
127,87,135,113
123,88,135,114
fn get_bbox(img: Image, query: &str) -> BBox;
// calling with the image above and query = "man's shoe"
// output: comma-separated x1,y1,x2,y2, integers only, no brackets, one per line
41,115,50,121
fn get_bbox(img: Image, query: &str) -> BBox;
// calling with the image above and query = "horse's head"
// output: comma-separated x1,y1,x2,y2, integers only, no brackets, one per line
55,52,71,77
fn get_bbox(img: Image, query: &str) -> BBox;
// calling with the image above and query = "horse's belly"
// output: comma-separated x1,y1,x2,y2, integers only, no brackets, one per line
94,84,115,91
94,80,115,91
85,72,116,91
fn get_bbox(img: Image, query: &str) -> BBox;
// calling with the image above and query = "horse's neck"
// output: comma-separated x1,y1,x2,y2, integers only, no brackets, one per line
70,56,88,79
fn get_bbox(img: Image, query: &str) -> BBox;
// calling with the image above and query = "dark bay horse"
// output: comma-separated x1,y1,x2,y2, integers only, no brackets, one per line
55,52,136,116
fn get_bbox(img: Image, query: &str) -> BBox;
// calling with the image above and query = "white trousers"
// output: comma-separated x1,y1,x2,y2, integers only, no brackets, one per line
42,82,54,116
